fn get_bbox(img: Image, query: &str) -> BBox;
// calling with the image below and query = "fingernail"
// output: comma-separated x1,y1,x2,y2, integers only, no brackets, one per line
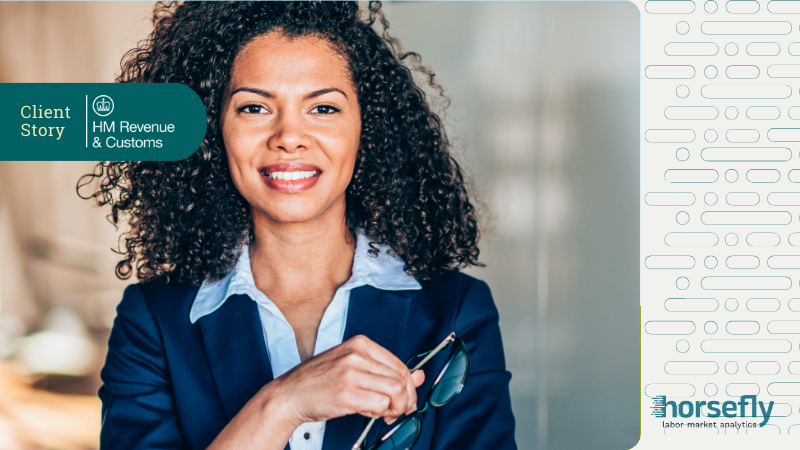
405,403,417,415
386,417,396,425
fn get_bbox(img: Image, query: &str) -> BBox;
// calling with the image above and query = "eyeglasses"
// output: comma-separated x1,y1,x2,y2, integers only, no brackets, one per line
352,332,470,450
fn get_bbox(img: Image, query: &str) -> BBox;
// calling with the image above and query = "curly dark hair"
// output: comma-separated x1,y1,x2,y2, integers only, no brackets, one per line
78,0,481,285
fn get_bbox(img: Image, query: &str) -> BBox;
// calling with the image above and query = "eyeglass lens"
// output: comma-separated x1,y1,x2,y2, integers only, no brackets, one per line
376,415,420,450
429,349,468,407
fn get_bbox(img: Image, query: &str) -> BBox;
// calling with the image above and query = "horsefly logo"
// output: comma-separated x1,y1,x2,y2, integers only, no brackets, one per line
93,95,114,117
651,396,667,418
651,394,775,427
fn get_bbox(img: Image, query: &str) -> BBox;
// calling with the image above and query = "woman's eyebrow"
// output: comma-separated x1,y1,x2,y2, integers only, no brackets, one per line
229,86,348,100
303,87,347,100
231,87,274,98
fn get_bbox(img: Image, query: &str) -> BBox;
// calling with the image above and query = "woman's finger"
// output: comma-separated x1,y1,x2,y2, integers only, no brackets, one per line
411,370,425,388
334,349,405,384
402,370,425,415
345,387,392,418
347,336,418,414
339,371,413,422
351,336,412,379
350,369,410,420
352,358,416,421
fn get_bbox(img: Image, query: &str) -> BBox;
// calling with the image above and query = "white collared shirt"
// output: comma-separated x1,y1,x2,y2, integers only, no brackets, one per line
190,231,421,450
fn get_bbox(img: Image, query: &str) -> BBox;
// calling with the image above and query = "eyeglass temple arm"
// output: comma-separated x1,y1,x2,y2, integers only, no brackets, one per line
350,332,456,450
409,332,455,373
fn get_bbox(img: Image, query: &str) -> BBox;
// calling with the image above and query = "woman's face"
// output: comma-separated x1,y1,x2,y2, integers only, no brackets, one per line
221,32,360,225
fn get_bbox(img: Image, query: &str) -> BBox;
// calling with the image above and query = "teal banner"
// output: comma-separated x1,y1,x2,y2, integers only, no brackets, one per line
0,83,207,161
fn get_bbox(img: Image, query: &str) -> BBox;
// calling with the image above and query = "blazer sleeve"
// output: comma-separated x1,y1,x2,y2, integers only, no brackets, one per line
99,284,186,450
430,279,518,450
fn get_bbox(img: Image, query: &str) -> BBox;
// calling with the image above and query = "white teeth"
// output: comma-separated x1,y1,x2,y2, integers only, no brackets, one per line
267,171,317,180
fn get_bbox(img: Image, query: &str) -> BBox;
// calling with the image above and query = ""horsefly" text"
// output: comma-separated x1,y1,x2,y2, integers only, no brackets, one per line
651,395,774,427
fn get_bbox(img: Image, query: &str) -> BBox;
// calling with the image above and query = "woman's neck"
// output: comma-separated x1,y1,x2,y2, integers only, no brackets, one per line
248,201,355,302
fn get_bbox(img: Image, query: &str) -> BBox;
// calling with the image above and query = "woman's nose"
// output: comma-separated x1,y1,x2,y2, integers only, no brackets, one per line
268,111,310,153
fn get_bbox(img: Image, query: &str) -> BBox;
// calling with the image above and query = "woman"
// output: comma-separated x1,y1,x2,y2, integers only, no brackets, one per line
80,2,516,450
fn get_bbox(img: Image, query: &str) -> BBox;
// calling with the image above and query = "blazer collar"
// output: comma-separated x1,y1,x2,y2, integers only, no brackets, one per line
196,285,415,450
197,294,273,423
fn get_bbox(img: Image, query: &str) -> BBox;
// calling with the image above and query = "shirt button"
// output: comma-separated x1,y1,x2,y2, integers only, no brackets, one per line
304,432,311,440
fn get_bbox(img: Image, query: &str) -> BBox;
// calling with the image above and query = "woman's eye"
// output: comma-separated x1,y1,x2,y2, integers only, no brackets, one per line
311,104,340,115
240,104,266,114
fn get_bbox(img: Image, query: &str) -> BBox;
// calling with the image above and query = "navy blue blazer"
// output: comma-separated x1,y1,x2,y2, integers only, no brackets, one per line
99,272,517,450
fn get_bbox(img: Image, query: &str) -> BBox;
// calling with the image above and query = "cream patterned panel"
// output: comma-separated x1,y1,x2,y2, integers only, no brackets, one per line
639,0,800,447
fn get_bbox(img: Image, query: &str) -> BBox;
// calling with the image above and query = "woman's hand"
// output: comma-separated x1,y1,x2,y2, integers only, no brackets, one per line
206,335,424,450
269,334,425,426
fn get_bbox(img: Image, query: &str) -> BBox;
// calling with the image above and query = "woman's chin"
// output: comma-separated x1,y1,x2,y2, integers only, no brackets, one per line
252,200,341,226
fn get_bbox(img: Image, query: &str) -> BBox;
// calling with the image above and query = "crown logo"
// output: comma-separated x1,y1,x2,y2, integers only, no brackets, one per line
93,95,114,117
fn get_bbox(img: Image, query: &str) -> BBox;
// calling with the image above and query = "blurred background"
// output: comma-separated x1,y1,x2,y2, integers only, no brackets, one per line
0,2,639,450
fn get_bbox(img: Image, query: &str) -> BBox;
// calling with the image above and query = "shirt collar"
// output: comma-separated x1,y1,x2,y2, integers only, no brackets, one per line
189,230,421,324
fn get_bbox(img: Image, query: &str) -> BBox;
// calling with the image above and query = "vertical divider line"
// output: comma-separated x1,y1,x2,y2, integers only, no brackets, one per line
85,95,88,148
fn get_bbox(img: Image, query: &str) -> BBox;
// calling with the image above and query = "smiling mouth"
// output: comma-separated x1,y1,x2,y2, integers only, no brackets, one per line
262,170,319,180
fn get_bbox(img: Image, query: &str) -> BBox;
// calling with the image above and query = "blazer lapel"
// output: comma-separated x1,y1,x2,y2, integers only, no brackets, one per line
197,294,274,422
322,286,414,450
